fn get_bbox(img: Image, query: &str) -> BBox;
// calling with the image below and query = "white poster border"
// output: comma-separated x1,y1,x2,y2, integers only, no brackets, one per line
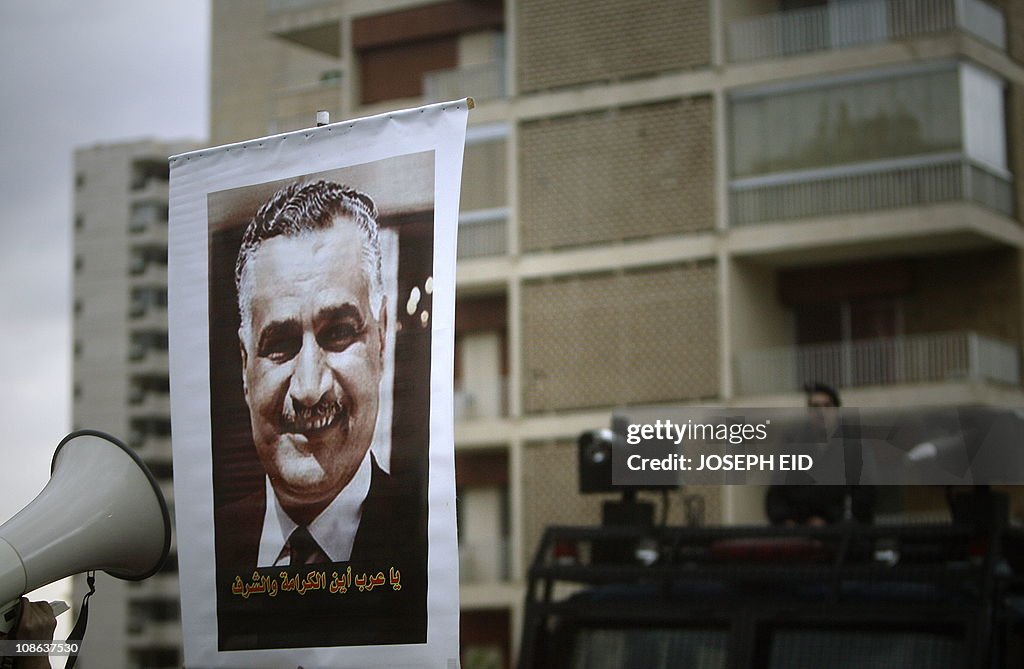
168,100,469,669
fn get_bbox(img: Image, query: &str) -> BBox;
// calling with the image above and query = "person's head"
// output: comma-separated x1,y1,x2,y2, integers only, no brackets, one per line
804,382,841,408
235,180,387,521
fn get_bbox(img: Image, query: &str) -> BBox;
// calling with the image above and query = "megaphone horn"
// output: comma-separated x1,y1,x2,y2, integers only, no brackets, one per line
0,430,172,633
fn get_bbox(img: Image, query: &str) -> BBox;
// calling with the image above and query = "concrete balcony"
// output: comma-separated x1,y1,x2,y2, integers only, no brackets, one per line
735,331,1020,396
728,0,1005,63
458,208,508,260
424,60,506,104
730,155,1013,228
266,0,342,57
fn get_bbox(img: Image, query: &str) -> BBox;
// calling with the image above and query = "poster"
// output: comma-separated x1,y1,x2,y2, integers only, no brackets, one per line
168,100,469,668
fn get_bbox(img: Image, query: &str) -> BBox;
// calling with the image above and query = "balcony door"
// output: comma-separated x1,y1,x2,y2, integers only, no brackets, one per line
795,298,904,387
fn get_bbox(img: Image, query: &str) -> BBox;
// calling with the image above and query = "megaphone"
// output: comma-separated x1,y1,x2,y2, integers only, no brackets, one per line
0,430,171,633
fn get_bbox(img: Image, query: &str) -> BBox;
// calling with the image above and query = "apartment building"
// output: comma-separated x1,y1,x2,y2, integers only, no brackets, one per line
212,1,1022,666
69,1,1024,666
71,139,197,669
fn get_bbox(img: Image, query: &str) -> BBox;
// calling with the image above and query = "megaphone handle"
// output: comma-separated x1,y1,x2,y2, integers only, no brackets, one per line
0,598,20,636
63,572,95,669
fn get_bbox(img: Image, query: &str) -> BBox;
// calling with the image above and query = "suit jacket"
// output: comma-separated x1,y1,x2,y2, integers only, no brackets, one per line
215,460,408,568
213,461,427,650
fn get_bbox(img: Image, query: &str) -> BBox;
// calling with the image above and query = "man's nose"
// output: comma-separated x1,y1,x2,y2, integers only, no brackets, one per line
289,335,332,407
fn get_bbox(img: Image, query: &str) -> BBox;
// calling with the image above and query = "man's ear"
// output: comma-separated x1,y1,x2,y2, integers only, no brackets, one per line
238,328,250,399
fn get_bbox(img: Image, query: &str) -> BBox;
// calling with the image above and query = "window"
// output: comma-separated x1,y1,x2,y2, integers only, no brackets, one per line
130,158,169,191
129,417,172,448
146,459,174,481
129,286,168,318
455,451,509,583
129,329,169,360
730,67,961,178
129,201,168,232
129,374,170,404
129,244,168,275
353,0,504,105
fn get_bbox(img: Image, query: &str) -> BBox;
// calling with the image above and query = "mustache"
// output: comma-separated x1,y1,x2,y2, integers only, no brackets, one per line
283,398,346,432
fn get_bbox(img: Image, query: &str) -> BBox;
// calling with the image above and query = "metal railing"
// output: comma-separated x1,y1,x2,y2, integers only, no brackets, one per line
730,155,1013,226
458,208,508,259
728,0,1005,62
735,331,1020,396
423,60,506,103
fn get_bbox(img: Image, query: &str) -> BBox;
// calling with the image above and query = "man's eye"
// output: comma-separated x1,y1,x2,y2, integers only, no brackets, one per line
258,336,300,363
319,321,362,352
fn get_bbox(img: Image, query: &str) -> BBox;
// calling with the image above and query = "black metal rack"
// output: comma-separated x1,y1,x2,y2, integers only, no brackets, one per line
519,523,1024,668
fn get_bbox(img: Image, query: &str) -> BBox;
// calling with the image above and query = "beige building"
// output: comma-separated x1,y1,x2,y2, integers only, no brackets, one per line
71,139,197,668
72,0,1024,666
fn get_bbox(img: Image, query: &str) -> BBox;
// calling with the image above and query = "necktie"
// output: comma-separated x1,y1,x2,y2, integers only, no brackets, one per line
288,526,323,566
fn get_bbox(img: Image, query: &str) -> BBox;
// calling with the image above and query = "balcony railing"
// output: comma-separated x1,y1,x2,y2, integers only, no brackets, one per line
728,0,1005,62
735,331,1021,396
458,208,508,259
454,376,509,421
730,155,1013,226
424,61,506,103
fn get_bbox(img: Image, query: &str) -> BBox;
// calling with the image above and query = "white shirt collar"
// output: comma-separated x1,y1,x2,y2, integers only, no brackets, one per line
257,450,374,567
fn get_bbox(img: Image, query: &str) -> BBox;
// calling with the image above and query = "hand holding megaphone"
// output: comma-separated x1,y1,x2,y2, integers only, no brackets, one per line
0,430,171,635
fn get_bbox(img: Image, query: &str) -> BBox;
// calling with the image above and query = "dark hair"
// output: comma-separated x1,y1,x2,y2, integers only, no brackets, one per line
235,180,383,334
803,381,841,407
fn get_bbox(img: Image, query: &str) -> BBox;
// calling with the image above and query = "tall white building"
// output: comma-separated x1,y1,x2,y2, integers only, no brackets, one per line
71,139,197,669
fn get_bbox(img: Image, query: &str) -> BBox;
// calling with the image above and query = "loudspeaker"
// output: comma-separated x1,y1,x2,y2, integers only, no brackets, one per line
578,428,618,494
0,430,171,633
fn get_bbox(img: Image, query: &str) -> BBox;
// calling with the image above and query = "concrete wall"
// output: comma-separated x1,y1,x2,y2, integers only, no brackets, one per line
522,262,719,412
519,98,714,251
905,249,1022,344
516,0,710,93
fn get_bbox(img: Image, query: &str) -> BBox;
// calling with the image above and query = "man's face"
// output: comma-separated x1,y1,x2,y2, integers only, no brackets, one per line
807,392,836,409
239,217,385,515
807,391,838,433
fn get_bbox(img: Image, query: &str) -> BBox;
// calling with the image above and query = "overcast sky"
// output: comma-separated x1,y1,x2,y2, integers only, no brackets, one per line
0,1,209,525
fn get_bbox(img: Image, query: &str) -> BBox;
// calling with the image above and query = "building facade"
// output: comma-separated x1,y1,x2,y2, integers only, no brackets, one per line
71,139,196,668
210,2,1024,666
71,0,1024,666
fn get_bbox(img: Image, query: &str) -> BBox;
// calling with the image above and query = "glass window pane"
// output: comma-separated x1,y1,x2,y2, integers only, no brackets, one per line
731,68,962,177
